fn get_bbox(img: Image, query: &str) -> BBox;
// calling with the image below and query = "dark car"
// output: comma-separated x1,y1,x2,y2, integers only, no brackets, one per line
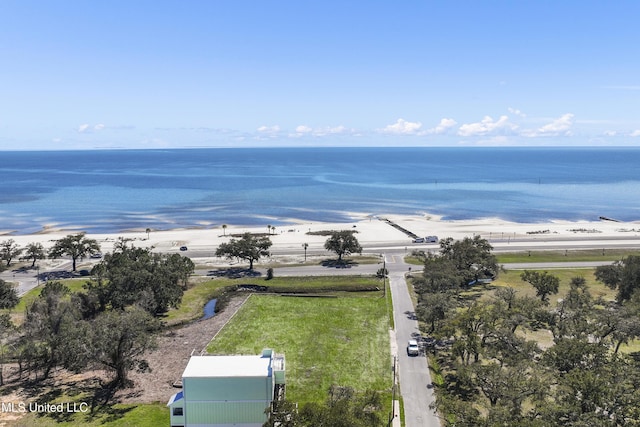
179,246,188,251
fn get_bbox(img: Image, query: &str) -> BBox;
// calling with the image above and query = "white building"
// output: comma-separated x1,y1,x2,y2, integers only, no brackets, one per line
168,349,285,427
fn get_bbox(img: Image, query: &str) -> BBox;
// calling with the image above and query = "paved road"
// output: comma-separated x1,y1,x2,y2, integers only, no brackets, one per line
386,253,441,427
0,260,75,296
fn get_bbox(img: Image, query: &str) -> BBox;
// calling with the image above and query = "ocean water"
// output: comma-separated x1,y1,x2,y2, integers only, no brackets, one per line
1,147,639,234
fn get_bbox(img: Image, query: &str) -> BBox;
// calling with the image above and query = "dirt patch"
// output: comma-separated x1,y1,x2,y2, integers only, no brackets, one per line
0,294,249,419
118,295,249,403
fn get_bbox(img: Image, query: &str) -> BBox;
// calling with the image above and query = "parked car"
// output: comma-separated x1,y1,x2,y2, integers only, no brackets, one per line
180,246,188,251
407,339,420,356
412,237,424,243
90,252,102,259
425,236,439,243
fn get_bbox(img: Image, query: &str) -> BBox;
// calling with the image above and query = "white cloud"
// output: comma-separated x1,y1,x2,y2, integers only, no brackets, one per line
538,113,574,134
508,107,526,118
288,125,353,138
426,118,457,135
457,115,517,137
295,125,313,134
521,113,574,137
630,130,640,137
312,125,349,136
77,123,106,133
604,130,618,137
380,118,423,135
257,125,281,133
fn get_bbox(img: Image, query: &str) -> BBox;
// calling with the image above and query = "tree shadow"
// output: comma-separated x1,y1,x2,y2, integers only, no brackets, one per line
0,371,136,424
405,310,417,320
320,259,358,269
207,268,262,278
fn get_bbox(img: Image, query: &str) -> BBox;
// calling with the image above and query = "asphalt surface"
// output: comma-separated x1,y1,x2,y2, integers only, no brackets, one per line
385,253,441,427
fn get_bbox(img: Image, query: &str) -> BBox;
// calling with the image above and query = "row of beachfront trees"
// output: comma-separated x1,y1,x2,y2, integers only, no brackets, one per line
1,234,101,272
2,228,363,273
413,237,640,426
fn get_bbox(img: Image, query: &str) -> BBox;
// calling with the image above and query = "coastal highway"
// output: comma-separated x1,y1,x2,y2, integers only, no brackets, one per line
179,233,640,259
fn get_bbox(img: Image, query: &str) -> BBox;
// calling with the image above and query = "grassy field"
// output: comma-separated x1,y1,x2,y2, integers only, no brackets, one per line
464,267,640,352
206,293,392,406
164,275,384,325
7,402,168,427
491,268,617,302
497,248,640,263
406,248,640,266
3,279,87,325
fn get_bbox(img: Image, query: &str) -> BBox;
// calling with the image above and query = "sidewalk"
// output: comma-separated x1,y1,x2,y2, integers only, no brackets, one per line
389,329,401,427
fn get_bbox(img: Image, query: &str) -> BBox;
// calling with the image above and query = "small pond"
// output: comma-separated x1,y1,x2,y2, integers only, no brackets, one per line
202,299,217,320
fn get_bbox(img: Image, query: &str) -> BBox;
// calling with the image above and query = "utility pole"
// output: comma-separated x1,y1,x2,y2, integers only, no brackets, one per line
383,255,386,297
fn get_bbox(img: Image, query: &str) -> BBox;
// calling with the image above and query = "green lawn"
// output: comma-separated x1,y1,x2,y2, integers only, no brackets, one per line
8,402,168,427
164,275,384,326
206,293,392,405
3,279,87,325
406,248,640,266
491,268,617,303
497,248,640,264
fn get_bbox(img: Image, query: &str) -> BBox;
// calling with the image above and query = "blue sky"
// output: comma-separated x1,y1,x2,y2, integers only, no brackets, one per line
1,1,640,149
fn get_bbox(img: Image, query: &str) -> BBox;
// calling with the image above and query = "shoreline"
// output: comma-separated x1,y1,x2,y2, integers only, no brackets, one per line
3,212,640,257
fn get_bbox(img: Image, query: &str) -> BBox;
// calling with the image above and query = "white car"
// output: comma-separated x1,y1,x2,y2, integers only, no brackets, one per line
407,339,419,356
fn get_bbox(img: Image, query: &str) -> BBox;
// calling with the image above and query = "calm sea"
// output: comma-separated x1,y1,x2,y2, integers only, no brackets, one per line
1,147,639,234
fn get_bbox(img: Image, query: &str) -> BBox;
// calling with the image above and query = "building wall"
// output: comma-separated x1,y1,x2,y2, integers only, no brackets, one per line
184,401,270,426
181,376,274,425
183,376,273,401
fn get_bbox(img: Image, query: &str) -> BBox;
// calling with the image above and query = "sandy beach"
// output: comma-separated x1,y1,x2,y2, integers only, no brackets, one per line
5,213,640,261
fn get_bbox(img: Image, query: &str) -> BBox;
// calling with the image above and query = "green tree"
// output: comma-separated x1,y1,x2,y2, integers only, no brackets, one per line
595,255,640,302
0,279,19,309
222,224,227,236
521,270,560,303
416,291,456,334
543,338,608,375
22,242,46,268
215,232,272,270
439,236,498,285
0,313,15,385
91,306,159,389
297,385,383,427
263,400,299,427
21,281,87,379
324,231,362,262
48,232,101,271
543,354,640,425
88,245,194,315
415,254,463,294
0,239,22,267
